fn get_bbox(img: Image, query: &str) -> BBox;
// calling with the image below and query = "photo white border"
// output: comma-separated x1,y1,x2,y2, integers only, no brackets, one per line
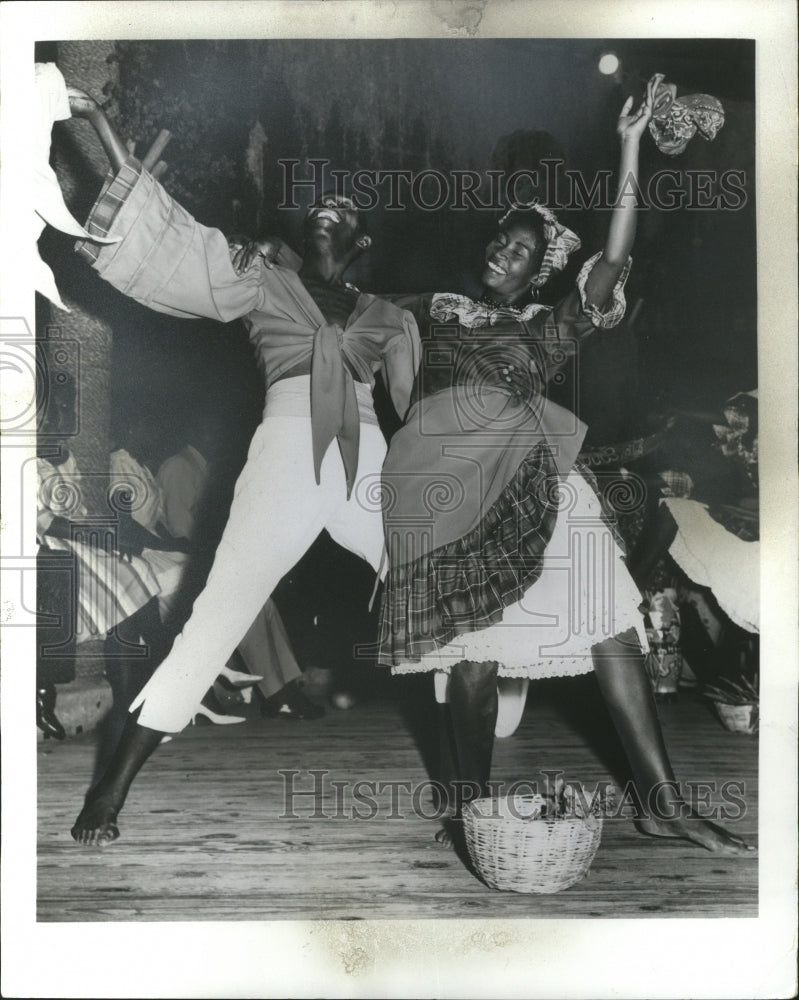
1,2,796,997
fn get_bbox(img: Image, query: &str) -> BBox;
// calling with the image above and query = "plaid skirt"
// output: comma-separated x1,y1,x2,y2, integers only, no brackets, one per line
377,442,559,666
394,469,648,678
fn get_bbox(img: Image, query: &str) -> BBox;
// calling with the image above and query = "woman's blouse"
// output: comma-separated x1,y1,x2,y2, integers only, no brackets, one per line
413,251,630,402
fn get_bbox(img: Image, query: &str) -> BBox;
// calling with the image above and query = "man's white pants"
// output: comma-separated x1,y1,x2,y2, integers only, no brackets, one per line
130,378,386,732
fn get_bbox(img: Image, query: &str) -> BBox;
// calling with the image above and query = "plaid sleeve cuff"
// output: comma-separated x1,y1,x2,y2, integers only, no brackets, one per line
575,250,632,329
75,155,143,264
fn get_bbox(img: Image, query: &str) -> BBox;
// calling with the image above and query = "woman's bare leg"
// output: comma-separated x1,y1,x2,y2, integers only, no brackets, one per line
448,660,499,805
435,703,458,814
435,661,498,844
592,628,754,854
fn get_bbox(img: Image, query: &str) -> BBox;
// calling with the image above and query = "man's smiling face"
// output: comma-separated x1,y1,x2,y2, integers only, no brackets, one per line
303,192,369,260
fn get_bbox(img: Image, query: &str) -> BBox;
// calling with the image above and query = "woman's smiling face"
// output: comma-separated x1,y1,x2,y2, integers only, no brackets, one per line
481,220,544,303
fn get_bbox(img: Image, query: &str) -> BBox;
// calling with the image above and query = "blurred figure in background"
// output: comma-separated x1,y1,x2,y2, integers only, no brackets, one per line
628,390,759,688
36,375,165,741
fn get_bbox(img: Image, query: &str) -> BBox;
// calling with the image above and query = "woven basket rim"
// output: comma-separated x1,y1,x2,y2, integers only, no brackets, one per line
464,793,605,826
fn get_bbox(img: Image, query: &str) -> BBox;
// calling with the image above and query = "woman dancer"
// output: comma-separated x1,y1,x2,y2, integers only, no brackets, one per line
378,75,753,854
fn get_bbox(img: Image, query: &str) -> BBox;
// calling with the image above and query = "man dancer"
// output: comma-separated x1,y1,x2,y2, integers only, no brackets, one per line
66,86,419,844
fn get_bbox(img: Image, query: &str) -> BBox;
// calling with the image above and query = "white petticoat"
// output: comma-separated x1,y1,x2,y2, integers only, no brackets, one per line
663,498,759,633
392,470,648,678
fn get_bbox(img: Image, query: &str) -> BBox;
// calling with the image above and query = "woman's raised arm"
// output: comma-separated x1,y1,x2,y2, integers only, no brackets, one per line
582,73,661,310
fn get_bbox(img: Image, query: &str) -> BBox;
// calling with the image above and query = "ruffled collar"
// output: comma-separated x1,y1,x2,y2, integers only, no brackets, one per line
429,292,549,329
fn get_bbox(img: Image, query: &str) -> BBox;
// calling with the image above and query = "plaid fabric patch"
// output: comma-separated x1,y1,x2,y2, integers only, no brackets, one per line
378,443,560,665
659,469,693,498
75,156,142,264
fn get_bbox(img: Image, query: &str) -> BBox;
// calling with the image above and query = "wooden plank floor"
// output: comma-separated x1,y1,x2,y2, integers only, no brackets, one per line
37,675,758,921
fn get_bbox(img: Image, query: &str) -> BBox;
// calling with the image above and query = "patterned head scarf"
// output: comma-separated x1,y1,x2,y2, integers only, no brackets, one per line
498,203,582,288
648,80,725,156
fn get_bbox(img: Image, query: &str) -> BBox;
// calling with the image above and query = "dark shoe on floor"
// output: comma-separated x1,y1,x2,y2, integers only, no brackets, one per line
261,681,325,721
37,684,66,740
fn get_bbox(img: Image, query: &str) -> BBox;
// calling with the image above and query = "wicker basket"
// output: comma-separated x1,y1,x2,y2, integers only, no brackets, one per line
463,794,603,894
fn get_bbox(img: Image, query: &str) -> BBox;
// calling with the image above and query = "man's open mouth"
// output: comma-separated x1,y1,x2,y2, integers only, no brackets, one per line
312,208,342,224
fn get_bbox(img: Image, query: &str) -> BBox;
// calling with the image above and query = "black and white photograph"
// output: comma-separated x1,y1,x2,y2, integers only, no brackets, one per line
1,2,796,998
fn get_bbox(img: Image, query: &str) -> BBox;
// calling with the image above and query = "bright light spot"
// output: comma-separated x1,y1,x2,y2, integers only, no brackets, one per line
598,53,620,76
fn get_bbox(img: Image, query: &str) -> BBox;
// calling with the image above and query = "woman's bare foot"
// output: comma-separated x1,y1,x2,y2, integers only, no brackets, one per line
71,795,121,846
636,814,756,855
434,817,462,848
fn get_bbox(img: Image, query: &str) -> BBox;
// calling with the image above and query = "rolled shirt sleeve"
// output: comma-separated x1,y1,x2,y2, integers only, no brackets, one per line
76,156,266,322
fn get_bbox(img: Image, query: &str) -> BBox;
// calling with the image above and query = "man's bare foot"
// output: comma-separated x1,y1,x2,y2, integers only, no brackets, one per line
71,796,121,846
636,815,756,855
